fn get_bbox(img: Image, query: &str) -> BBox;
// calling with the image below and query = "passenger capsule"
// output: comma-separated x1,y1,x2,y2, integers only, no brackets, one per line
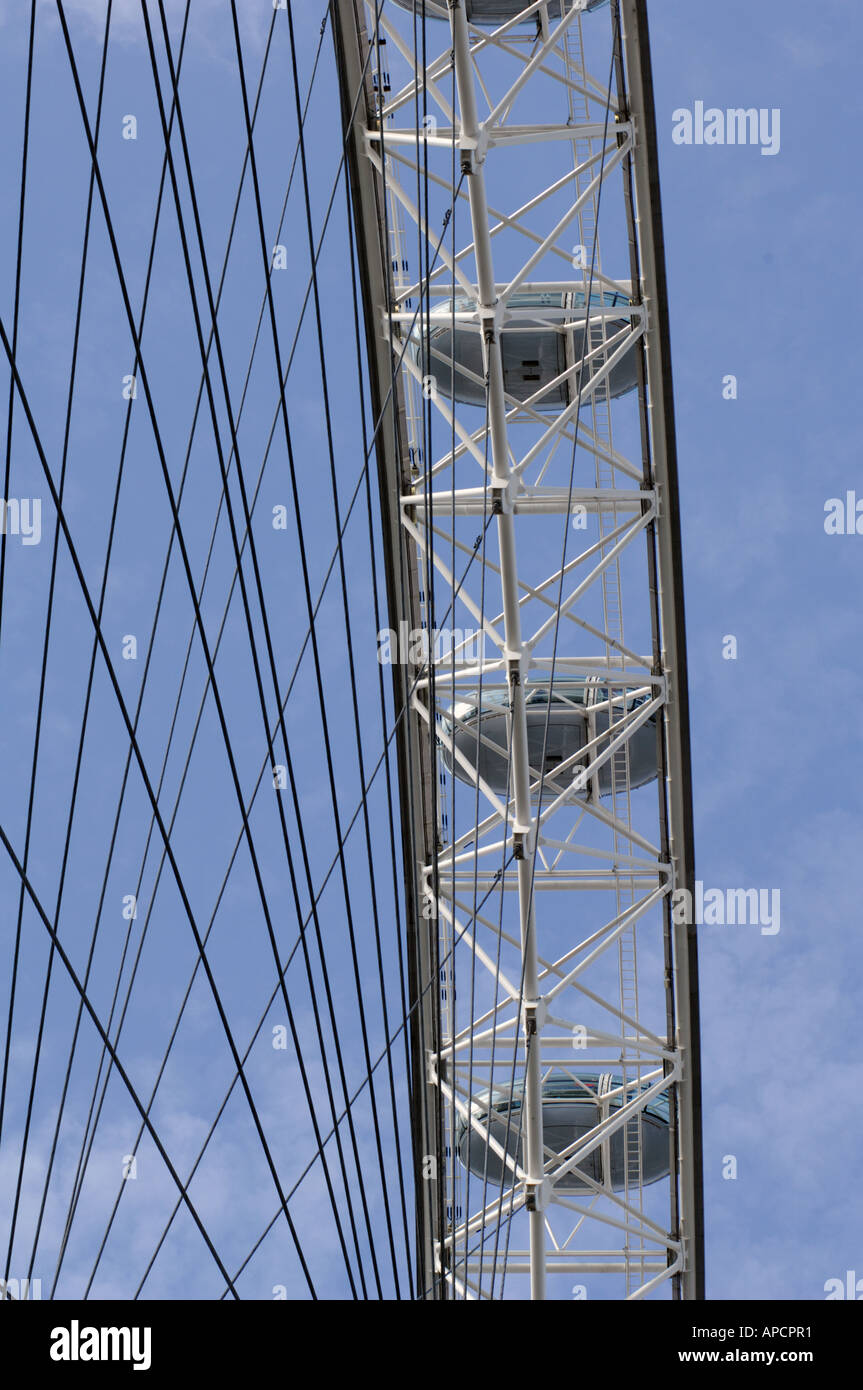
415,289,636,409
457,1072,670,1192
442,678,657,799
392,1,609,21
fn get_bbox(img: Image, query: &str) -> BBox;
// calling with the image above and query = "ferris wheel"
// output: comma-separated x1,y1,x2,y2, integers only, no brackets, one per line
0,0,702,1307
332,0,704,1300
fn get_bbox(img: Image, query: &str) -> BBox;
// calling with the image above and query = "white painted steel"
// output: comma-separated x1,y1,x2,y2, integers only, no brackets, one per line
335,0,702,1300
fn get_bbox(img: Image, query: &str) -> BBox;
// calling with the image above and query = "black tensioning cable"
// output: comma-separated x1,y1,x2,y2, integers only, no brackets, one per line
5,0,497,1301
136,0,373,1298
25,5,472,1289
129,494,497,1298
0,0,38,1165
215,833,520,1302
6,4,319,1297
279,0,409,1295
144,0,400,1297
0,295,318,1295
0,821,240,1298
50,6,340,1292
3,0,115,1289
42,0,313,1295
109,0,444,1301
73,127,475,1301
59,2,408,1301
27,0,198,1287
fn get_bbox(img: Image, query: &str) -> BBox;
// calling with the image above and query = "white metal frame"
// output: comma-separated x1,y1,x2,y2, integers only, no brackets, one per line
337,0,701,1300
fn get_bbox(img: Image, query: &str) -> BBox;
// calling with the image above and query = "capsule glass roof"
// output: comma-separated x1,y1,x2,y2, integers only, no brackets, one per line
469,1071,671,1126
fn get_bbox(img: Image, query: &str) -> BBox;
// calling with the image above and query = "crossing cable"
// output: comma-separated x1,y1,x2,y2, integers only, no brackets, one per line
139,0,379,1297
0,300,318,1297
92,138,474,1308
421,16,622,1301
40,0,319,1295
72,147,474,1302
367,0,447,1290
523,17,619,1016
279,0,417,1296
31,0,322,1284
69,0,436,1301
127,488,496,1298
0,0,37,1161
9,3,321,1300
5,0,458,1301
149,0,410,1298
252,0,408,1293
0,821,239,1297
30,0,315,1289
117,0,464,1299
2,0,114,1289
214,837,519,1300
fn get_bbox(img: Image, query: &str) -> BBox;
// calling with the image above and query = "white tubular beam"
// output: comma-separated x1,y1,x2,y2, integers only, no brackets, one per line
450,0,546,1302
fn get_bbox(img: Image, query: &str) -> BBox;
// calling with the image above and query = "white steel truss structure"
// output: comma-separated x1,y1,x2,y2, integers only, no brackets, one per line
333,0,703,1300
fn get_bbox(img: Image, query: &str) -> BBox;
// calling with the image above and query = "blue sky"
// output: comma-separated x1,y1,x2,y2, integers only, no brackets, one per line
0,0,859,1302
654,0,863,1298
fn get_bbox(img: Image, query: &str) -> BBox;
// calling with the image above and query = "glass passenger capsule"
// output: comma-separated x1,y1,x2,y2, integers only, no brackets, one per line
441,678,657,799
415,289,637,410
456,1071,671,1192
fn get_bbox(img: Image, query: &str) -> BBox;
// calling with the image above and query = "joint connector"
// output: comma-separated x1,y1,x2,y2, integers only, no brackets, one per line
522,996,547,1035
491,480,513,515
524,1179,549,1213
512,826,535,861
506,655,522,686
